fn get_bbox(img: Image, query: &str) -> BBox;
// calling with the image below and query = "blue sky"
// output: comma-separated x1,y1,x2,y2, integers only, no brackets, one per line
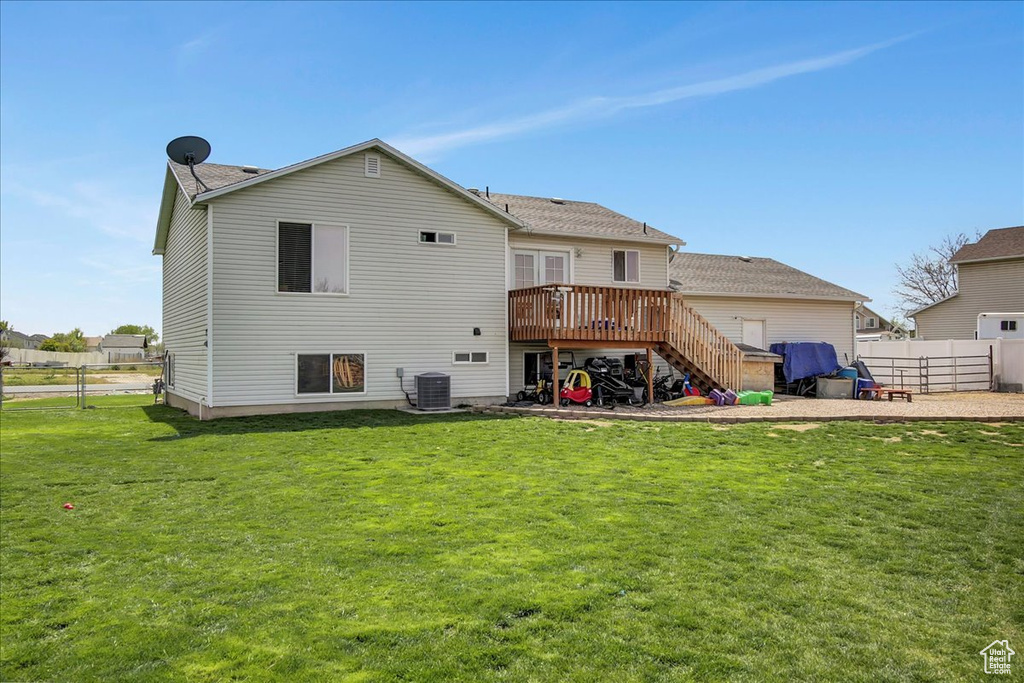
1,1,1021,337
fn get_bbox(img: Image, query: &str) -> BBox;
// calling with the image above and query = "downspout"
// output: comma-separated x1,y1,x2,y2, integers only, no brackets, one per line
206,204,214,412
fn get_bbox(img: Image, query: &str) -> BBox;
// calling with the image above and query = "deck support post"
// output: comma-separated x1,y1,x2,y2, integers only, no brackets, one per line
551,345,559,405
646,346,654,405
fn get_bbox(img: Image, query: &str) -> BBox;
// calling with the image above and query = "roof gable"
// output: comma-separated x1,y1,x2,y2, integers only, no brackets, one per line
951,226,1024,264
153,139,524,254
670,252,867,301
483,192,683,246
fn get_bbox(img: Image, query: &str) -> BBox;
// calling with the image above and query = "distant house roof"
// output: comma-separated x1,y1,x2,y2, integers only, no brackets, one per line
670,252,868,302
101,334,148,349
154,139,526,254
950,226,1024,264
481,192,683,246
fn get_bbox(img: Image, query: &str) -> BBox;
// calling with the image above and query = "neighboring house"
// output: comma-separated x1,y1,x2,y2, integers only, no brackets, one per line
84,336,104,352
855,304,908,341
0,329,48,350
154,138,854,418
669,253,868,365
100,334,148,361
911,226,1024,340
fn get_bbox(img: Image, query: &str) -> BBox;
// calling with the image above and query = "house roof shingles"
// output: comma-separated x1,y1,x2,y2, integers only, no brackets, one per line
950,226,1024,264
670,252,867,301
102,334,148,348
482,192,682,245
169,161,272,197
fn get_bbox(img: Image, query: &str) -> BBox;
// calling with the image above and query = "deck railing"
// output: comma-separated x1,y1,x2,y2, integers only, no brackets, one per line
508,284,744,389
665,295,744,391
508,284,673,343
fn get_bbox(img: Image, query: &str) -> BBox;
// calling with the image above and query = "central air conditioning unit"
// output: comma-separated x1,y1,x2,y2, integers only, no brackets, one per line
415,372,451,410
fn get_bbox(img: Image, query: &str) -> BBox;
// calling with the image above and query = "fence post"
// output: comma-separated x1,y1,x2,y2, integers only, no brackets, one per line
988,345,994,391
80,365,86,409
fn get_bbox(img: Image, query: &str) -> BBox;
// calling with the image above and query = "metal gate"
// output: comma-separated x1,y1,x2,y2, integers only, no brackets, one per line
857,349,993,393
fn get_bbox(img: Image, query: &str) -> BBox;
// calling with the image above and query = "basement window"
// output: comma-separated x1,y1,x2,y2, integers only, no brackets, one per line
297,353,365,395
278,222,349,294
453,351,488,364
420,231,456,245
612,249,640,283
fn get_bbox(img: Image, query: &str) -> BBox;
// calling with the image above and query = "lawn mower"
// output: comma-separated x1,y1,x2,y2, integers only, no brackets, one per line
584,357,642,408
516,378,554,405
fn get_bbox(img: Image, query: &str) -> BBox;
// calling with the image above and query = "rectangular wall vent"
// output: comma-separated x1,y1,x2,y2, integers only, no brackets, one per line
364,153,381,178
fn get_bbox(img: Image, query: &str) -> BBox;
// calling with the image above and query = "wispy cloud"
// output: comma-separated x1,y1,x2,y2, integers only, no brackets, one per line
175,32,216,70
4,181,156,244
392,35,913,156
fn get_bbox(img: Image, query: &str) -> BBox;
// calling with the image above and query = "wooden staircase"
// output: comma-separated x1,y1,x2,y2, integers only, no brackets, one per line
509,285,744,392
656,294,743,393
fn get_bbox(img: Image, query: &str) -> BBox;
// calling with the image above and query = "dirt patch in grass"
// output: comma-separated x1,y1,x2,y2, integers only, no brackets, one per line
771,423,822,432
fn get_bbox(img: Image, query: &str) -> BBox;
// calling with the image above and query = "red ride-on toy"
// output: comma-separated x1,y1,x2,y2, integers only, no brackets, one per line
559,369,594,407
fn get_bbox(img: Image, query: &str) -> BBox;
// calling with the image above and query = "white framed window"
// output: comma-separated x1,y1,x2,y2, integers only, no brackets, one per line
612,249,640,283
511,249,569,288
866,317,877,328
420,231,456,245
296,353,365,395
277,221,349,295
164,352,174,388
1002,320,1018,331
453,351,489,364
364,154,381,178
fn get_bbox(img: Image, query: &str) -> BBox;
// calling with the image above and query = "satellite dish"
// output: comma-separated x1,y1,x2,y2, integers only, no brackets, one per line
166,136,211,166
166,135,211,193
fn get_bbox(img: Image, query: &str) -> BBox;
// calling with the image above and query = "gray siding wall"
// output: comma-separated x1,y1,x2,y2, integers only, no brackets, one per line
207,152,510,407
683,295,857,363
162,188,209,404
914,259,1024,340
508,233,669,289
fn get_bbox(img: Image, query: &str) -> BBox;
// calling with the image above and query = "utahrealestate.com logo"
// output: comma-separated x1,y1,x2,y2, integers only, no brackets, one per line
980,640,1014,675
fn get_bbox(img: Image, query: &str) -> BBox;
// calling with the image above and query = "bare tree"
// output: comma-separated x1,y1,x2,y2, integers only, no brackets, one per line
893,233,975,315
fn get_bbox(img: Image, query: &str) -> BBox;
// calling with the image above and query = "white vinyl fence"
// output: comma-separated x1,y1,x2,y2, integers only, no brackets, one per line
6,348,109,365
856,338,1024,393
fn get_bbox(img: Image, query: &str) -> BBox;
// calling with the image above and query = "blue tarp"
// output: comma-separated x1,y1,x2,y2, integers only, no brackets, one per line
769,342,842,383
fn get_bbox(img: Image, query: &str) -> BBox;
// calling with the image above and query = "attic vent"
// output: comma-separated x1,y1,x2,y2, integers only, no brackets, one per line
241,165,259,174
739,256,752,262
550,197,566,204
364,153,381,178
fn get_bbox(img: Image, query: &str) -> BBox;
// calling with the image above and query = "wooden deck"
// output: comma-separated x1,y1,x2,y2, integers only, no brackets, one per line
508,284,743,392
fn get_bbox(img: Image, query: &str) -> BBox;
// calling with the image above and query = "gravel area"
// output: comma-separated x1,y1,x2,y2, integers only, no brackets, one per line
483,392,1024,423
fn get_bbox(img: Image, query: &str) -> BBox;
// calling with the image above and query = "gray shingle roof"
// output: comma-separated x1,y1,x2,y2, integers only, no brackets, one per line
169,161,271,197
481,192,682,245
101,334,148,348
950,226,1024,264
670,252,867,301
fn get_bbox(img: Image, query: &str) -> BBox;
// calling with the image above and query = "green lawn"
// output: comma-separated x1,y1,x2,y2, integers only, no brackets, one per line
1,402,1021,682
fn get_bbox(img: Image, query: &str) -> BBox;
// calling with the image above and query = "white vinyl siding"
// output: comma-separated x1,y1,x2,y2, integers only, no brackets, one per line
207,150,510,407
914,259,1024,340
161,187,208,404
683,295,858,364
508,234,669,289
